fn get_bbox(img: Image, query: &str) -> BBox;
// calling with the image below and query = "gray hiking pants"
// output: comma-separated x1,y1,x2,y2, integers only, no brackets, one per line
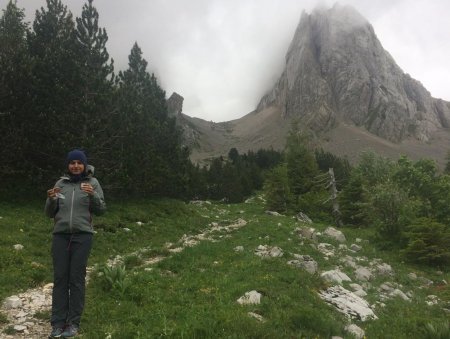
51,233,93,327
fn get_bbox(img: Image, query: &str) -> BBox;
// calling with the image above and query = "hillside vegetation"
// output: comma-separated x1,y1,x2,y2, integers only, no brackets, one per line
0,197,449,338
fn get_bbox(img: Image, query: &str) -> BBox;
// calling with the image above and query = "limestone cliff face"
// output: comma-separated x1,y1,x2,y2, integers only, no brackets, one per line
257,4,450,142
167,92,184,118
166,92,200,148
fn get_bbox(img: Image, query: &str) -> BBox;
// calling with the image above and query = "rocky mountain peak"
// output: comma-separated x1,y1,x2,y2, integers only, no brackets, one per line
257,4,450,142
167,92,184,118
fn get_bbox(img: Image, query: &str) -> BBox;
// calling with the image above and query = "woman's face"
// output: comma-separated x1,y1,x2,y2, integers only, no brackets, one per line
68,160,85,175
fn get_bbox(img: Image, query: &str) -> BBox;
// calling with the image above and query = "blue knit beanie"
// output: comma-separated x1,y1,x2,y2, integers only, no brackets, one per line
66,149,88,168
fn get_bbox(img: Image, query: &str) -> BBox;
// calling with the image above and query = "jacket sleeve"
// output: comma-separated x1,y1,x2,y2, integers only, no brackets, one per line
44,179,63,218
44,197,58,218
89,178,106,215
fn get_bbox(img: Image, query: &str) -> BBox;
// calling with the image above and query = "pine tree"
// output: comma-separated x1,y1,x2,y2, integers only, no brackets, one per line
74,0,114,159
112,42,188,196
285,125,319,197
264,164,291,212
339,171,368,226
445,151,450,174
0,1,32,189
27,0,79,182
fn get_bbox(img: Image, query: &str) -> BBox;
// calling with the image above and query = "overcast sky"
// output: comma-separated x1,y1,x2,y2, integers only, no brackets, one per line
2,0,449,122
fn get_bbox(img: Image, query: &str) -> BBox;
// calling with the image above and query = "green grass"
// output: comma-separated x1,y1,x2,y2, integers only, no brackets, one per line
1,197,449,338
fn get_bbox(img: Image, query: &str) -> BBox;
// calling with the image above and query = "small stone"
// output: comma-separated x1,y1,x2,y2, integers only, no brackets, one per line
345,324,365,339
354,289,368,297
237,290,261,305
4,295,22,309
349,283,364,291
408,272,417,280
296,212,312,224
426,295,439,306
248,312,265,322
122,228,131,232
318,243,335,257
234,246,244,252
391,289,410,301
136,221,143,226
265,210,282,216
379,283,394,293
288,255,318,274
13,244,24,251
43,283,54,291
340,255,357,269
323,227,346,243
13,325,27,332
14,311,27,319
350,244,362,252
355,267,372,281
321,269,351,284
295,226,317,241
375,263,393,275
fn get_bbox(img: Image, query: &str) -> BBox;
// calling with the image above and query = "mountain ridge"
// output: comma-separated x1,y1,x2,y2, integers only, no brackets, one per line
171,4,450,167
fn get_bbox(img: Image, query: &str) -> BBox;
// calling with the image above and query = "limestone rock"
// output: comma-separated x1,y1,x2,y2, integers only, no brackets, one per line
374,263,393,276
345,324,365,339
255,245,283,258
340,255,357,269
321,269,352,284
288,255,318,274
355,267,372,281
426,295,440,306
350,244,362,252
3,296,22,309
296,212,312,224
13,324,27,332
408,272,417,280
265,210,283,216
248,312,265,322
319,285,377,321
295,226,317,241
237,290,262,305
318,243,335,257
323,227,346,243
167,92,184,118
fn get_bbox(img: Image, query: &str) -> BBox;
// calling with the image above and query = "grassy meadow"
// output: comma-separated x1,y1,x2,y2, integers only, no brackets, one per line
0,196,449,338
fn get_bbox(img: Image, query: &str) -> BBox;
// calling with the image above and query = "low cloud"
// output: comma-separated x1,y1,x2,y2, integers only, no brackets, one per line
4,0,450,121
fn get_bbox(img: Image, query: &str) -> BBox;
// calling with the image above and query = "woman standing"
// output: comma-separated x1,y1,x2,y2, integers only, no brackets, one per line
45,149,106,338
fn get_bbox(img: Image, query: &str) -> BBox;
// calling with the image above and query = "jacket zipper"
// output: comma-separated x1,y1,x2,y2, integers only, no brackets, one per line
69,186,75,233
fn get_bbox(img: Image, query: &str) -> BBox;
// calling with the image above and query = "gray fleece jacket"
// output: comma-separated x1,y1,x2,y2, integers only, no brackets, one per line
45,176,106,234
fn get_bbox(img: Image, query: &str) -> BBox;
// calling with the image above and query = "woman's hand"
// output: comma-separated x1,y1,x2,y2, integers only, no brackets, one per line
47,187,61,199
81,183,94,196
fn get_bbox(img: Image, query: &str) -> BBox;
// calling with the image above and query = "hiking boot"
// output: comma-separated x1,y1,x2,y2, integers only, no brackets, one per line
61,324,79,337
48,326,64,338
